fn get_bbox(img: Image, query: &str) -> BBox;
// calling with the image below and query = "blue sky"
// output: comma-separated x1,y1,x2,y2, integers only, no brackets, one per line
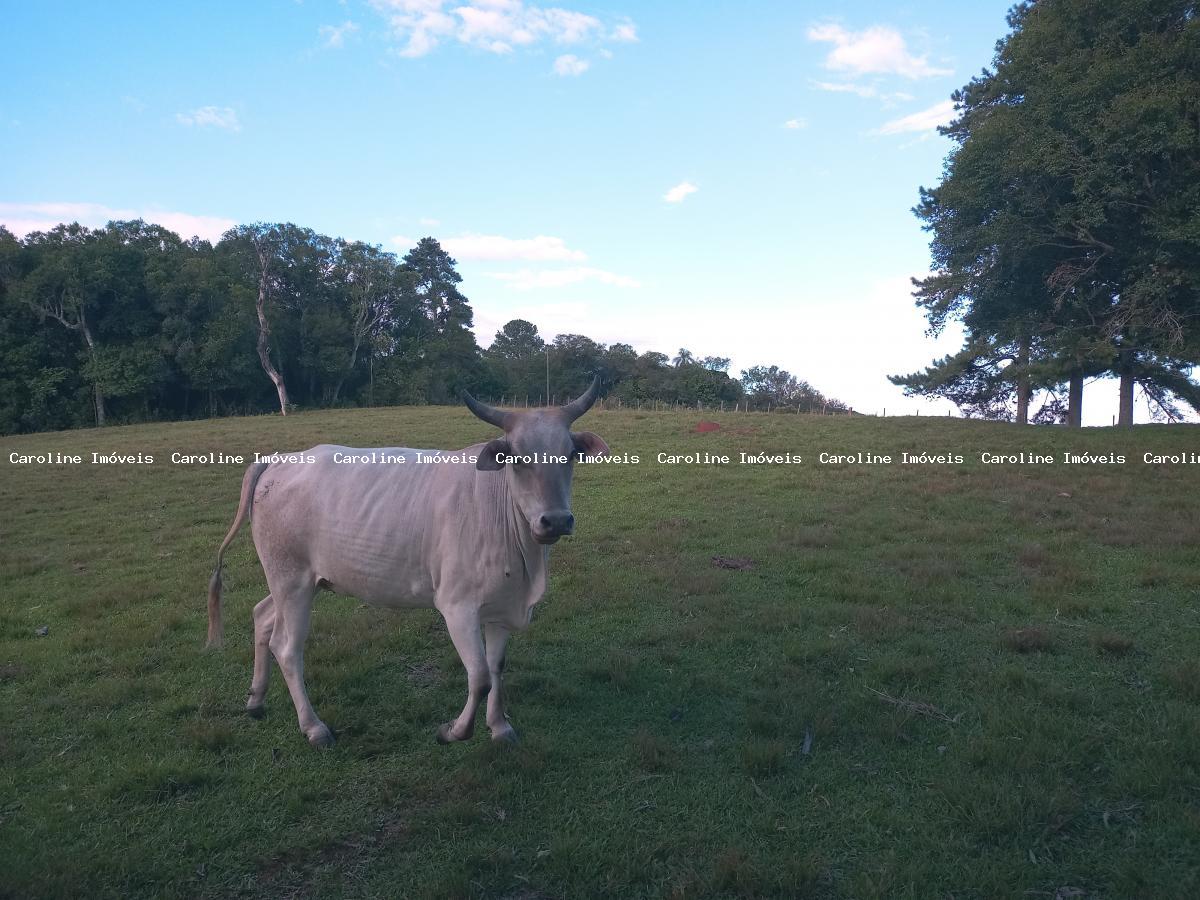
5,0,1138,423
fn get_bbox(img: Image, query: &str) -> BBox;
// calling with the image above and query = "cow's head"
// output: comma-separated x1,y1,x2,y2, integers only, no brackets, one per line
463,377,610,544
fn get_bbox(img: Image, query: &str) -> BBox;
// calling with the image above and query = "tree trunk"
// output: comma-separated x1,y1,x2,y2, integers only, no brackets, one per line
78,314,107,427
332,335,363,405
1067,370,1083,428
254,253,290,416
1015,332,1031,425
1117,348,1135,426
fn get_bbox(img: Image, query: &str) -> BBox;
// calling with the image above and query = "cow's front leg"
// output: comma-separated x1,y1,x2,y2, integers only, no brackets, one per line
484,623,517,743
437,606,488,744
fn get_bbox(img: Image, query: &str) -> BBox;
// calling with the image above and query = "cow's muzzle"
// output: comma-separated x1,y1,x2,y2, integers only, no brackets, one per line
533,511,574,544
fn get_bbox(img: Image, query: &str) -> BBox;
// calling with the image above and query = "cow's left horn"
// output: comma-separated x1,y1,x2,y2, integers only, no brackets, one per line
462,391,515,430
561,375,602,423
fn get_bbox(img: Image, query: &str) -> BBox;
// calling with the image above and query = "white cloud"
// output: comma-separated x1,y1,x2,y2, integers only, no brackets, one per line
783,117,807,130
319,20,360,48
611,21,637,42
488,266,640,290
812,80,878,98
807,23,950,79
0,202,236,242
419,216,441,226
369,0,629,58
876,99,956,135
175,106,241,131
419,233,587,261
663,181,698,203
553,54,589,76
812,80,915,104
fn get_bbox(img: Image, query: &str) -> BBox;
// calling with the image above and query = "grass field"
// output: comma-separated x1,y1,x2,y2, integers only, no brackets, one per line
1,407,1199,899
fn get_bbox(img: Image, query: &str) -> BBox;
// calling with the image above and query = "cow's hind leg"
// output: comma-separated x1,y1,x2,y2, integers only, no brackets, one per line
484,623,517,743
246,595,274,718
267,577,333,748
436,606,488,744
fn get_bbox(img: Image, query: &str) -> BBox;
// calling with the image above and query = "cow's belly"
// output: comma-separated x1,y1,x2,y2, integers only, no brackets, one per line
312,531,436,609
319,567,437,609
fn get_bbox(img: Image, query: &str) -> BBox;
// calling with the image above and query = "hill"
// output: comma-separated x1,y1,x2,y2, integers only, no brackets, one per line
1,409,1198,897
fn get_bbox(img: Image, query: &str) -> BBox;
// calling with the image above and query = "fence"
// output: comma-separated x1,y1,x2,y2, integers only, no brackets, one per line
482,396,958,417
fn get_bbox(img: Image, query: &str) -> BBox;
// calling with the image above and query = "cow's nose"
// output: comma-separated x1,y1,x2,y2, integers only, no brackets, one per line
537,512,574,536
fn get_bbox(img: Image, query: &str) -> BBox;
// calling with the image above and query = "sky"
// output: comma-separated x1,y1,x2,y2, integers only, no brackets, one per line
0,0,1152,424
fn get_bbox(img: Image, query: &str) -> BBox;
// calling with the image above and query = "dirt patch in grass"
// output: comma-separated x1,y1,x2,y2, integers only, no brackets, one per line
1091,631,1135,656
1165,661,1200,701
739,738,786,776
868,687,962,723
1001,626,1056,654
632,729,671,772
712,556,753,570
851,605,908,636
694,420,720,433
405,661,440,687
255,809,415,892
184,720,235,754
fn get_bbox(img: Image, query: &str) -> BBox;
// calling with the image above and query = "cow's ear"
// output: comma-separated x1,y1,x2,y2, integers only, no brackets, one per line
572,431,610,461
477,438,510,471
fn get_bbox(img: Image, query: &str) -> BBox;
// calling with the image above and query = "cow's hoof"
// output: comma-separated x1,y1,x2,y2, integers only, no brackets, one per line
246,704,265,720
436,722,466,744
307,725,336,749
490,724,519,744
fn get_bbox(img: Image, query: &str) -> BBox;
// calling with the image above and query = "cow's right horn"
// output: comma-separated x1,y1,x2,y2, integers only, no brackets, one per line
561,375,601,423
462,391,515,430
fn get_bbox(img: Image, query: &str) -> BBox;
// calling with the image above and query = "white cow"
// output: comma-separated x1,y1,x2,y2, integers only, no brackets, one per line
206,379,609,747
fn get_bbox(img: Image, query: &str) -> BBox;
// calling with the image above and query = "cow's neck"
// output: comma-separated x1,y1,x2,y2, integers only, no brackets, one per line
501,478,549,591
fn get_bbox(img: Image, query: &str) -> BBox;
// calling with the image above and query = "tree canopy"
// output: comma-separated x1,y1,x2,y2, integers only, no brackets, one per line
895,0,1200,425
0,221,845,433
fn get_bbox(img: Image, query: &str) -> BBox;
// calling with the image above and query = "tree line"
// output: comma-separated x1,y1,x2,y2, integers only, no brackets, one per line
892,0,1200,426
0,222,846,434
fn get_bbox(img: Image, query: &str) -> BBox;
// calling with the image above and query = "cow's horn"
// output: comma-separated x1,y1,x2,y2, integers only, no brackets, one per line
561,375,601,423
462,391,514,430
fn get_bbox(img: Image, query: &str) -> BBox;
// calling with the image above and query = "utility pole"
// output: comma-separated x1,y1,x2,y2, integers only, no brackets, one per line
545,346,550,406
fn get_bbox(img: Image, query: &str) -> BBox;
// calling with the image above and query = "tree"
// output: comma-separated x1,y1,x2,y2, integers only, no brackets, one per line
16,224,111,425
488,319,544,359
741,364,845,411
701,356,731,372
484,319,547,402
903,0,1200,426
332,241,402,404
222,224,292,415
397,238,481,403
550,334,604,402
403,237,471,330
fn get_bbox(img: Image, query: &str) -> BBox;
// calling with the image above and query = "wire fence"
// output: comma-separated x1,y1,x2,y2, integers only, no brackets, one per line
482,396,958,417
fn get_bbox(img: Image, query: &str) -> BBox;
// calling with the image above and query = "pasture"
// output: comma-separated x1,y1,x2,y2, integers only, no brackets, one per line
1,408,1198,899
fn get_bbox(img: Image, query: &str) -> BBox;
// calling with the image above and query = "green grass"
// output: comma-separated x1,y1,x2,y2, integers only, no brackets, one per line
1,407,1199,898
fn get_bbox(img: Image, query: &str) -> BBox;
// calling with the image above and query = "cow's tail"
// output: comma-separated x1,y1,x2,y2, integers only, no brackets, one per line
207,462,270,649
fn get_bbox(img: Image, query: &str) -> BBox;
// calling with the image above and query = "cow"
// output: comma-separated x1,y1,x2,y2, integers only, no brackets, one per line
205,378,609,748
